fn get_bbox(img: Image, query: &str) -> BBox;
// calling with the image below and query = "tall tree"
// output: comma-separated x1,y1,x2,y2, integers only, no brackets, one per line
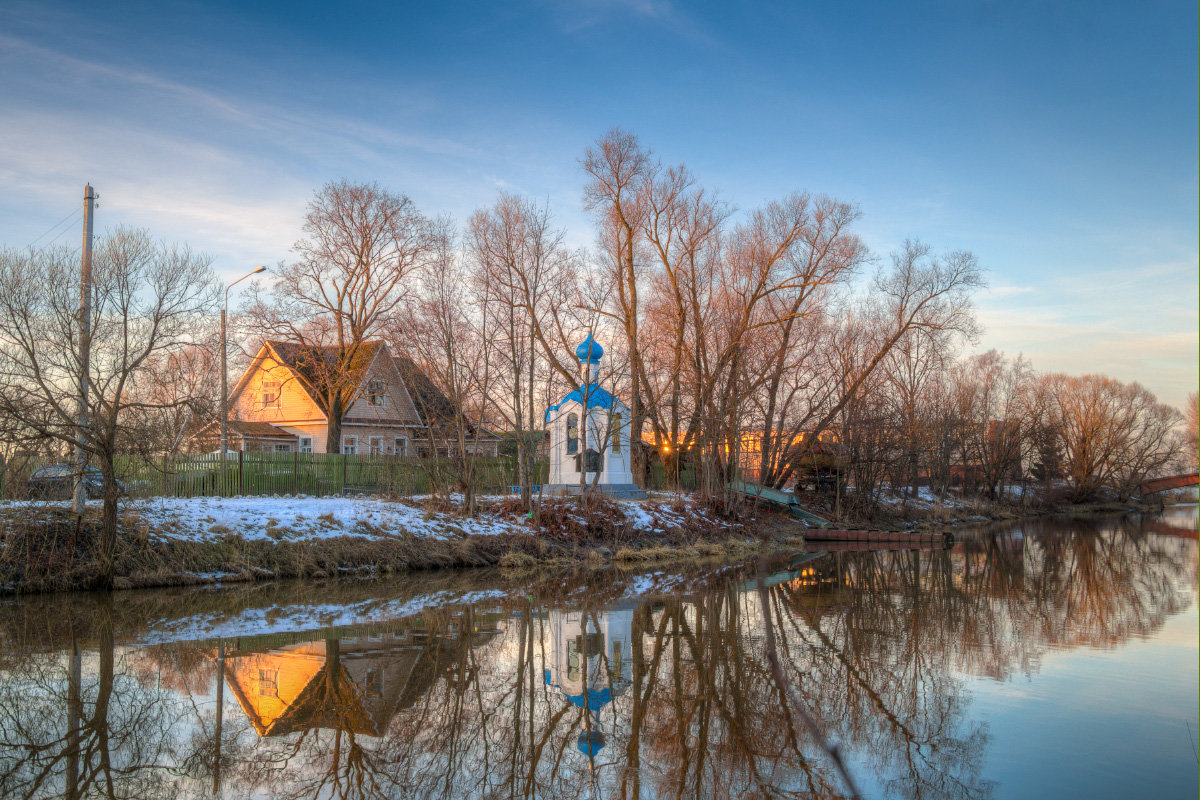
467,193,577,504
582,129,653,478
246,180,436,452
0,230,218,587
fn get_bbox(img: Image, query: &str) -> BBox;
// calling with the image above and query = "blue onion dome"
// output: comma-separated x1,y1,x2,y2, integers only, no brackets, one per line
577,730,606,757
576,334,604,364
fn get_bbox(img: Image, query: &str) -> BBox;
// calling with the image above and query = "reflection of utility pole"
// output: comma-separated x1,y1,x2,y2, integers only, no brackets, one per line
73,184,95,516
65,633,82,800
213,643,225,796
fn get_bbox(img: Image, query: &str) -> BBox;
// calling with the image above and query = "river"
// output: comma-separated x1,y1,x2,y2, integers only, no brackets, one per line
0,508,1195,799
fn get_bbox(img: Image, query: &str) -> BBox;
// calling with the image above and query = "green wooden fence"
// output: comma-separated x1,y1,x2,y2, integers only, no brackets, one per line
2,452,553,499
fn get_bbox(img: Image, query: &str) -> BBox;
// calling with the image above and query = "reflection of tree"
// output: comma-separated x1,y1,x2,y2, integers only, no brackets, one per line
0,515,1193,799
0,597,191,799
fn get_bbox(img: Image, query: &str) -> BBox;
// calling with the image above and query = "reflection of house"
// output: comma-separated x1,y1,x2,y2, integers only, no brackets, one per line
192,340,498,456
223,626,498,738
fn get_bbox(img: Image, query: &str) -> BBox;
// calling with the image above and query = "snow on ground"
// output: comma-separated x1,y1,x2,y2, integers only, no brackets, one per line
0,496,524,543
139,588,511,644
874,484,970,510
131,495,528,542
1,493,715,543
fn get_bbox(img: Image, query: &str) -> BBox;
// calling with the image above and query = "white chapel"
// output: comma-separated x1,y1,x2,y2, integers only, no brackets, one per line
544,335,646,499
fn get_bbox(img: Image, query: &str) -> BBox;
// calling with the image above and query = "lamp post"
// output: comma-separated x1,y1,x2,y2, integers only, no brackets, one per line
220,266,266,458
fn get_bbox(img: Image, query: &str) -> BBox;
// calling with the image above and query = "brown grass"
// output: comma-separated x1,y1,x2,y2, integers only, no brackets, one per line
0,496,797,595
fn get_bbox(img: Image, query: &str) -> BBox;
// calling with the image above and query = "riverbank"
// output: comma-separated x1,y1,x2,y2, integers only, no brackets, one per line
0,490,1160,595
816,486,1160,533
0,493,800,594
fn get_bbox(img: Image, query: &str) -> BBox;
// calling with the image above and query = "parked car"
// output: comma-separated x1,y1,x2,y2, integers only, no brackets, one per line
27,465,125,500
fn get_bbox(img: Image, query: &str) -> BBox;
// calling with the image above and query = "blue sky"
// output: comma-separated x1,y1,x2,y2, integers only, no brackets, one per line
1,0,1196,407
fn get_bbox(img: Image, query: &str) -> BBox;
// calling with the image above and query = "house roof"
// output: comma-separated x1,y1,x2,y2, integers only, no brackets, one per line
192,419,298,439
394,355,456,424
265,340,384,401
229,420,298,438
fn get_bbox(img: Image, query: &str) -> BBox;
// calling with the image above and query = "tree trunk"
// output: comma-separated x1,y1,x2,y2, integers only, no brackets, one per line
98,455,118,590
326,393,343,454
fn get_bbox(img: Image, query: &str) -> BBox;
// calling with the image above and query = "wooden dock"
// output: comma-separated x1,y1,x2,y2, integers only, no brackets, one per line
803,528,953,546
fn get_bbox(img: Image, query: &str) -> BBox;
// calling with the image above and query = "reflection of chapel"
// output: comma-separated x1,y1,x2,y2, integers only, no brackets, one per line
544,336,646,499
543,601,639,763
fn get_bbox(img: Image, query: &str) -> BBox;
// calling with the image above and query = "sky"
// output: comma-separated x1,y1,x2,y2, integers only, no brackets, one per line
0,0,1196,408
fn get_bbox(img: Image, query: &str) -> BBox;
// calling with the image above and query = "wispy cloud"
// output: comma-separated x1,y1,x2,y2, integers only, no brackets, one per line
542,0,721,47
986,284,1034,299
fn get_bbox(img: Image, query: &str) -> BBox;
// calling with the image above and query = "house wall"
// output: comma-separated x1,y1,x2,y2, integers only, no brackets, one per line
339,424,426,456
278,423,327,454
343,351,422,426
227,649,325,735
233,355,325,426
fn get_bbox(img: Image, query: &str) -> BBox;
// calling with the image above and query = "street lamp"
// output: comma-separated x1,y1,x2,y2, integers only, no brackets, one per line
220,266,267,458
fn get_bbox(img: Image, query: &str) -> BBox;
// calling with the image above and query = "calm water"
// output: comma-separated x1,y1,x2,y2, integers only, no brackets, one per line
0,509,1195,799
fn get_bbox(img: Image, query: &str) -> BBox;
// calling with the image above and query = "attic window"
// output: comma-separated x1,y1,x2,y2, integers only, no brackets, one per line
366,379,388,408
258,669,278,697
262,380,281,410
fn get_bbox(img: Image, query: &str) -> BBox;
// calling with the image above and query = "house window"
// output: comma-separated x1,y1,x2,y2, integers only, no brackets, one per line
610,412,622,452
394,437,408,457
343,435,358,455
258,669,278,697
261,380,281,410
365,667,382,696
299,437,313,454
369,436,383,456
566,413,579,455
273,443,292,453
366,379,387,408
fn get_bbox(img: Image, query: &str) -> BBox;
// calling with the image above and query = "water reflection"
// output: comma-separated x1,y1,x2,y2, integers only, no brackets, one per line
0,513,1194,799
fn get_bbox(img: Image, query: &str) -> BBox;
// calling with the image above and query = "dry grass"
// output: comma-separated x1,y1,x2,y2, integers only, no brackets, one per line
0,495,797,595
613,538,765,566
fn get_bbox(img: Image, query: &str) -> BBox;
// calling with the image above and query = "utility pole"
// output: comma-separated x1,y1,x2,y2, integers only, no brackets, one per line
73,184,95,516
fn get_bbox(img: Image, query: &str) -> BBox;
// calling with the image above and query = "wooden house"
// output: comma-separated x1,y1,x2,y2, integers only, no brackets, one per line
194,340,498,456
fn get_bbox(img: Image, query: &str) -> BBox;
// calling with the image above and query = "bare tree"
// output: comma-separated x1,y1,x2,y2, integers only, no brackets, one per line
950,351,1032,500
245,180,436,453
1047,373,1182,502
787,240,984,474
583,129,653,478
1185,393,1198,472
0,230,218,587
403,220,498,512
467,193,577,505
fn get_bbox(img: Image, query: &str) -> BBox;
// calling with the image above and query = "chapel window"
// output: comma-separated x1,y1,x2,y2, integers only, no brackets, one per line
566,413,579,455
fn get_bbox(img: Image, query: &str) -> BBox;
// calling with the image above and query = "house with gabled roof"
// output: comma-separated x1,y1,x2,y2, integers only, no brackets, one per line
193,340,498,456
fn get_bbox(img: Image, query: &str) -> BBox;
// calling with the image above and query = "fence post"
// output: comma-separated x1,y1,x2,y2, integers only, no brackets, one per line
341,453,347,495
238,450,244,496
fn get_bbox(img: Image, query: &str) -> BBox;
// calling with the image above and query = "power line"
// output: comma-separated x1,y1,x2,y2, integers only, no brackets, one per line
45,216,81,248
26,207,82,250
